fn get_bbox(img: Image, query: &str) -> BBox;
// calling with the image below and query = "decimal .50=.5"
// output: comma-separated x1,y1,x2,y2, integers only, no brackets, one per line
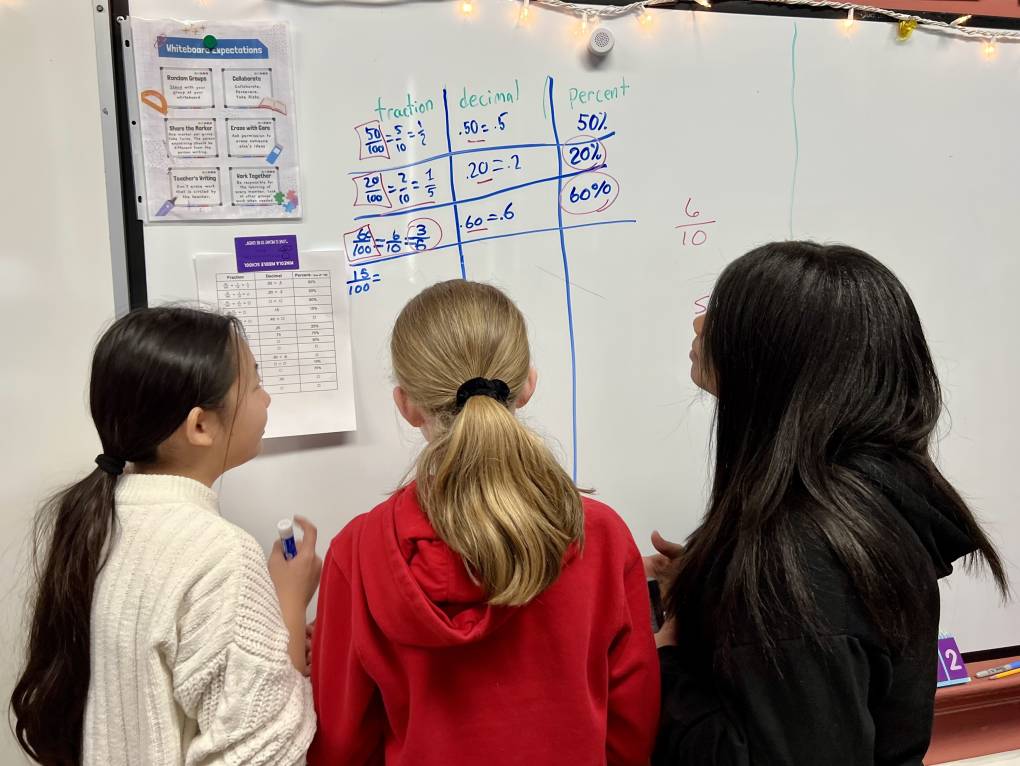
461,111,509,135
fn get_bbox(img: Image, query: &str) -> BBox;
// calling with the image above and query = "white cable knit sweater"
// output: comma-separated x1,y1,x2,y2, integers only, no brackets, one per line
83,473,315,766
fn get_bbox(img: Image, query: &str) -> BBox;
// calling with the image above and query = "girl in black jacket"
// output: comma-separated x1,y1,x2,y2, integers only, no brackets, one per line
650,242,1008,766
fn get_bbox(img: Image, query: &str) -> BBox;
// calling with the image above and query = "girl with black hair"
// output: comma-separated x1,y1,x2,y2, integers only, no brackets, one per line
11,306,321,766
649,242,1008,766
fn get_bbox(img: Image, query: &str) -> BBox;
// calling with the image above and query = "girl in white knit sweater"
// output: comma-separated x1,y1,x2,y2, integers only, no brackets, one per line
11,306,320,766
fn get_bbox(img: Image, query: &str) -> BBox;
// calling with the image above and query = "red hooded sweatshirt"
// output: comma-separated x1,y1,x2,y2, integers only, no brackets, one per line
308,484,660,766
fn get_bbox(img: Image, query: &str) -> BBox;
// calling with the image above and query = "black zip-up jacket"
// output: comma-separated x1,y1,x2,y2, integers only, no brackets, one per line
653,459,979,766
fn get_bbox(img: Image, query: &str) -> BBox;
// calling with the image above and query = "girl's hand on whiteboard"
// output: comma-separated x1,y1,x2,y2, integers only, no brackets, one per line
643,530,684,592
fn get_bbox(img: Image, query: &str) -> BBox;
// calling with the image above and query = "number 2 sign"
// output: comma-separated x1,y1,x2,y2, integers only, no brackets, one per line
936,635,971,688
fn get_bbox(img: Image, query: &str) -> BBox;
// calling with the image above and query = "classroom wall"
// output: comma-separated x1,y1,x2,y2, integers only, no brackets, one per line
0,0,116,762
0,3,1017,763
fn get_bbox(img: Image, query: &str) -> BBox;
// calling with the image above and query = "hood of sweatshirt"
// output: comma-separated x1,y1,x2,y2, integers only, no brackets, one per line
858,453,978,578
355,484,521,648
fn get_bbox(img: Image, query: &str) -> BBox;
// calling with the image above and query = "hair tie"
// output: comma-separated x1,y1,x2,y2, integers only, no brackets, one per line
95,454,126,476
455,377,511,411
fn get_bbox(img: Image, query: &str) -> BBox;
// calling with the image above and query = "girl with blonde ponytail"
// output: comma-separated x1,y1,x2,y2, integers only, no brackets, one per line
309,280,659,766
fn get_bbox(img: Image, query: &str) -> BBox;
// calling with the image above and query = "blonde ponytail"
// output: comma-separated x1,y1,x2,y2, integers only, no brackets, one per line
392,280,584,606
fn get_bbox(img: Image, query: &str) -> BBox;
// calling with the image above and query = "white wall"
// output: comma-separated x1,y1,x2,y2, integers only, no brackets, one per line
0,0,115,761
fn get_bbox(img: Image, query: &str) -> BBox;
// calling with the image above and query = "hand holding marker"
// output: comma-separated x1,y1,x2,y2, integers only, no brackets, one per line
269,517,320,600
268,517,322,674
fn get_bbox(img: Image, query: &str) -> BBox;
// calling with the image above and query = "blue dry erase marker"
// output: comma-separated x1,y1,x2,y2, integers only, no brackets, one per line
155,196,177,216
266,144,283,164
976,660,1020,678
277,519,298,560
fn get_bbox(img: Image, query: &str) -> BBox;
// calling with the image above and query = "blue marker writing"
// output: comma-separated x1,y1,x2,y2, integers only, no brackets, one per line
277,518,298,560
155,196,177,217
266,144,283,164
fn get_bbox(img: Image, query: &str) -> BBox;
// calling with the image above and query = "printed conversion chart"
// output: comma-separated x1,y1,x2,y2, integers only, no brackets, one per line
195,238,356,438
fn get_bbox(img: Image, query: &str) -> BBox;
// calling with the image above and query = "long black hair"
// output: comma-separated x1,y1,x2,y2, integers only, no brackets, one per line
671,241,1008,661
10,306,243,766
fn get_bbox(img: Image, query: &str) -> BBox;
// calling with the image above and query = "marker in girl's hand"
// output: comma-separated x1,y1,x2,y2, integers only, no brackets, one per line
277,519,298,560
648,578,665,632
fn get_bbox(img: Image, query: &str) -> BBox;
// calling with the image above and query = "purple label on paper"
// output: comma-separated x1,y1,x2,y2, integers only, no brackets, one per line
936,636,970,686
234,235,299,272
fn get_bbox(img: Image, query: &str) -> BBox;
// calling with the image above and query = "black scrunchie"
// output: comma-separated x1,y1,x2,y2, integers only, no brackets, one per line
455,377,511,411
95,454,126,476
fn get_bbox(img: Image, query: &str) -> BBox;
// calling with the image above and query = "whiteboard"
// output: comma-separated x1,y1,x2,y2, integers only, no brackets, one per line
124,0,1019,652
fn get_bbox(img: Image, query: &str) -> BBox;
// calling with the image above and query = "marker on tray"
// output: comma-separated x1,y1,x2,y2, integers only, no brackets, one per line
976,660,1020,678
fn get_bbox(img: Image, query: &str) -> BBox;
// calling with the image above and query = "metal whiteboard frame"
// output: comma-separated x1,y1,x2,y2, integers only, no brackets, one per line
92,0,131,315
93,0,149,310
91,0,1020,659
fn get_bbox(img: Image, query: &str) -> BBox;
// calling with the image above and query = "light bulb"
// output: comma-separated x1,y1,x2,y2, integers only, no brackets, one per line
639,7,653,25
897,19,917,41
519,0,529,20
983,38,997,58
461,0,473,15
843,8,855,30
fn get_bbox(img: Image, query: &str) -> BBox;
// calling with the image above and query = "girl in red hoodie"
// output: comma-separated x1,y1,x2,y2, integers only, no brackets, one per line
309,279,659,766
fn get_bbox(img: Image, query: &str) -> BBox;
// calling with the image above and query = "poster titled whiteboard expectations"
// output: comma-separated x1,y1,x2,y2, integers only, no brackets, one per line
130,19,301,221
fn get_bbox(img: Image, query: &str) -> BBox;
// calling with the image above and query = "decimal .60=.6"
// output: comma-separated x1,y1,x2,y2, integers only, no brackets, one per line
462,201,516,230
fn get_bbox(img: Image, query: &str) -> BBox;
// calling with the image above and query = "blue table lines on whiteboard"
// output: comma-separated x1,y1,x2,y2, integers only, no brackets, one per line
353,163,609,222
347,76,629,482
548,75,579,483
348,218,637,268
346,131,618,176
442,87,467,279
